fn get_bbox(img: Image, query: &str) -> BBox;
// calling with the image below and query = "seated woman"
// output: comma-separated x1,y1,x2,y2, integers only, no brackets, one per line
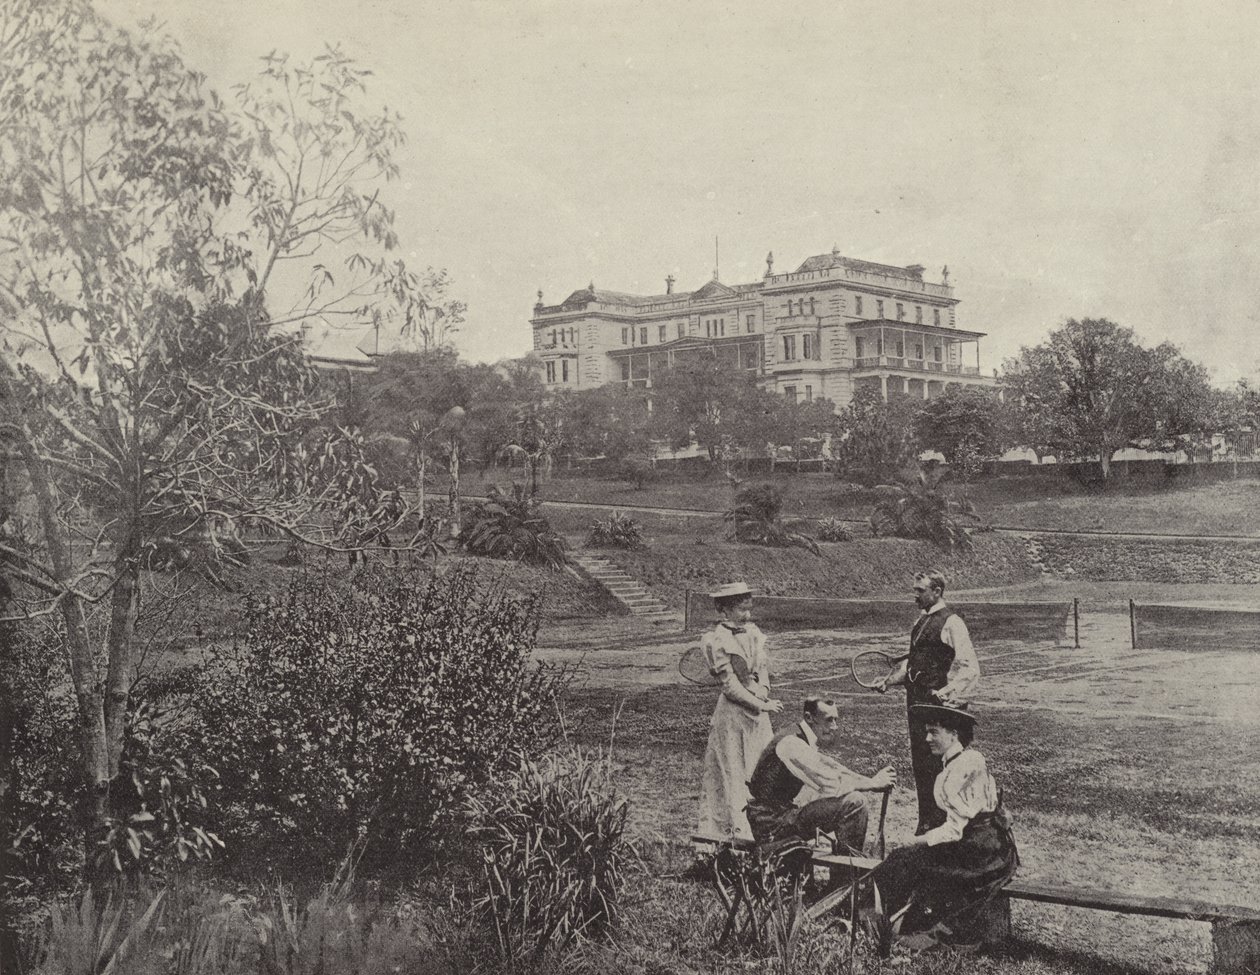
696,582,783,842
866,703,1018,949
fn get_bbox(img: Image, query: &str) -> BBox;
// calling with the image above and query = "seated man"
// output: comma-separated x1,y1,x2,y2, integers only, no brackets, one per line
746,698,897,857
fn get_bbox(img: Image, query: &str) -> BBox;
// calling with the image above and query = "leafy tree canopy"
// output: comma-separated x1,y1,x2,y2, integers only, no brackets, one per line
1001,318,1219,476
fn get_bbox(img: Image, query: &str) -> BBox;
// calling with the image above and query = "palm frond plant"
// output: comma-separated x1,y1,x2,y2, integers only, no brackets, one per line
868,463,981,551
723,484,821,556
462,483,568,569
816,517,853,543
585,512,644,550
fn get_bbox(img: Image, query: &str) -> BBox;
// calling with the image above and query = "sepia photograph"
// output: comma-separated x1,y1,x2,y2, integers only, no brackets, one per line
2,1,1258,973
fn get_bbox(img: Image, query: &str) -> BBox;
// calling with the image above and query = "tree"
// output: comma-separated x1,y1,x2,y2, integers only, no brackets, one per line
1002,319,1219,478
0,7,433,865
363,348,465,519
912,385,1008,477
649,355,766,463
832,386,920,485
566,385,653,464
776,397,839,469
490,357,573,495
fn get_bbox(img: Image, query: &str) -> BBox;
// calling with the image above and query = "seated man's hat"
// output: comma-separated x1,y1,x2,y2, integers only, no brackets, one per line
708,581,753,600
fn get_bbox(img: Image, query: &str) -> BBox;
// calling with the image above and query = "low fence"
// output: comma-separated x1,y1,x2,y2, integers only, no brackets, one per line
1128,601,1260,651
683,593,1077,645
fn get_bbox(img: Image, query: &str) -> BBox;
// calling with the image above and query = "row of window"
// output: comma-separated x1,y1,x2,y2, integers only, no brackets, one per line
623,323,685,345
544,359,572,383
854,337,945,361
781,334,815,362
605,300,946,350
620,313,762,347
546,327,578,347
782,385,813,403
852,296,942,326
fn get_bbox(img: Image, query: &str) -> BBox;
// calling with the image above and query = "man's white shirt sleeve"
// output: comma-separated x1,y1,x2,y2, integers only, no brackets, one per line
775,736,854,798
940,614,979,696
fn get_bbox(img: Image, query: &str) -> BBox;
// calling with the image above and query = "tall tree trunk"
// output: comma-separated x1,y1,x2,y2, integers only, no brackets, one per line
1099,449,1112,479
448,440,461,537
5,398,114,866
102,554,139,775
417,450,426,521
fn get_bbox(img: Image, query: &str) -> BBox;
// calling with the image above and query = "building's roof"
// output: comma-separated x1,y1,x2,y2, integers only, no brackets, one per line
548,277,763,314
795,251,926,280
690,278,739,301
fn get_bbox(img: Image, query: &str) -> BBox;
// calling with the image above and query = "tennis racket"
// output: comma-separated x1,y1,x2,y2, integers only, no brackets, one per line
678,645,755,687
678,645,718,686
850,649,908,691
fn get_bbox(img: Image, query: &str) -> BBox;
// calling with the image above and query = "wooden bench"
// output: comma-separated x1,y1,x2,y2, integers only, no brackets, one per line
989,881,1260,975
691,837,1260,973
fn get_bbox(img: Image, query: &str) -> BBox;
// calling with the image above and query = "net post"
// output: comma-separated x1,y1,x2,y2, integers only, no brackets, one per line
1073,598,1080,649
683,588,691,633
1129,598,1137,649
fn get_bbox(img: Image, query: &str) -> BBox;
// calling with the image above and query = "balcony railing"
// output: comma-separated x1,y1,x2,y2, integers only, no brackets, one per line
852,356,978,376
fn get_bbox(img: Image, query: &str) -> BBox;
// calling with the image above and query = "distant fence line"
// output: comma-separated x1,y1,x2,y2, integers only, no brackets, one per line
566,456,1260,482
682,593,1077,646
1128,601,1260,652
678,593,1260,655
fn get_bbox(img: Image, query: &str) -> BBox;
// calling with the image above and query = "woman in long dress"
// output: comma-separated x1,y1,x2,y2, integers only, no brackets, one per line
867,703,1018,949
696,582,784,841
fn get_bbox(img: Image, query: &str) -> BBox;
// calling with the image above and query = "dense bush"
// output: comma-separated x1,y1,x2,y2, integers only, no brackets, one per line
1,619,221,957
609,458,658,490
585,512,644,550
816,517,854,543
1,623,80,917
724,484,820,555
187,564,573,872
462,483,568,569
467,748,632,964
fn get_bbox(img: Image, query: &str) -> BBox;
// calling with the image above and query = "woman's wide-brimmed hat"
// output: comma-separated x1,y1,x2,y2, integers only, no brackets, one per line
709,581,754,600
911,702,977,727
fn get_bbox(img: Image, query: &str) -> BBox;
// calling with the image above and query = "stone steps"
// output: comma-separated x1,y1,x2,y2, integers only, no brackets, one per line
571,554,672,617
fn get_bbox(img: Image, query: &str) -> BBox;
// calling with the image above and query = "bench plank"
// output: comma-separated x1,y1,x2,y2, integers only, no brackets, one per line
691,834,1260,929
1002,881,1260,923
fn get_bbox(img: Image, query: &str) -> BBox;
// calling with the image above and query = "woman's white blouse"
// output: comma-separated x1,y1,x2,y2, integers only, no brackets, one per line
922,745,1000,846
702,623,770,710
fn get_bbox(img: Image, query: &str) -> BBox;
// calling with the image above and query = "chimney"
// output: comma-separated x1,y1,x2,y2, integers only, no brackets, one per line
665,274,675,295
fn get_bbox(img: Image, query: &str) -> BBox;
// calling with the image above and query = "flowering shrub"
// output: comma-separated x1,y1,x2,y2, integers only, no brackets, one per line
188,564,573,872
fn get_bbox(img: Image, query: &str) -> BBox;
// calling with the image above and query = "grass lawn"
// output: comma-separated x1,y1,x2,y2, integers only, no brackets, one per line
546,617,1260,974
457,467,1260,538
572,533,1041,610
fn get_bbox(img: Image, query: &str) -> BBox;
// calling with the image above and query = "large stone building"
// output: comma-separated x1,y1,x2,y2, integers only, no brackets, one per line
529,248,996,406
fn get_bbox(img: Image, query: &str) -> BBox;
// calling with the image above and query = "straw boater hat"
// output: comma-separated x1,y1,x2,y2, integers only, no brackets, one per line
910,702,977,727
708,581,753,600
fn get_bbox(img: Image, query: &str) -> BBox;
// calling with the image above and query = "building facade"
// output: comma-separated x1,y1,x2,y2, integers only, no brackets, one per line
529,248,996,406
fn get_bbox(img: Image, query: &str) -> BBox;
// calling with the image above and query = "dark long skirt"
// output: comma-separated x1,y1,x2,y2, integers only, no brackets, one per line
867,810,1018,943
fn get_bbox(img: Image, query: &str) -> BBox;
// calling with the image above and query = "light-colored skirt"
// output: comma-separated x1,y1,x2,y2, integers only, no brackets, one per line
697,695,772,841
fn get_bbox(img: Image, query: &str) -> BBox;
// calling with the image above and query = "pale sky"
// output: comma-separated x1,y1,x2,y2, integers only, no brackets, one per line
98,0,1260,384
